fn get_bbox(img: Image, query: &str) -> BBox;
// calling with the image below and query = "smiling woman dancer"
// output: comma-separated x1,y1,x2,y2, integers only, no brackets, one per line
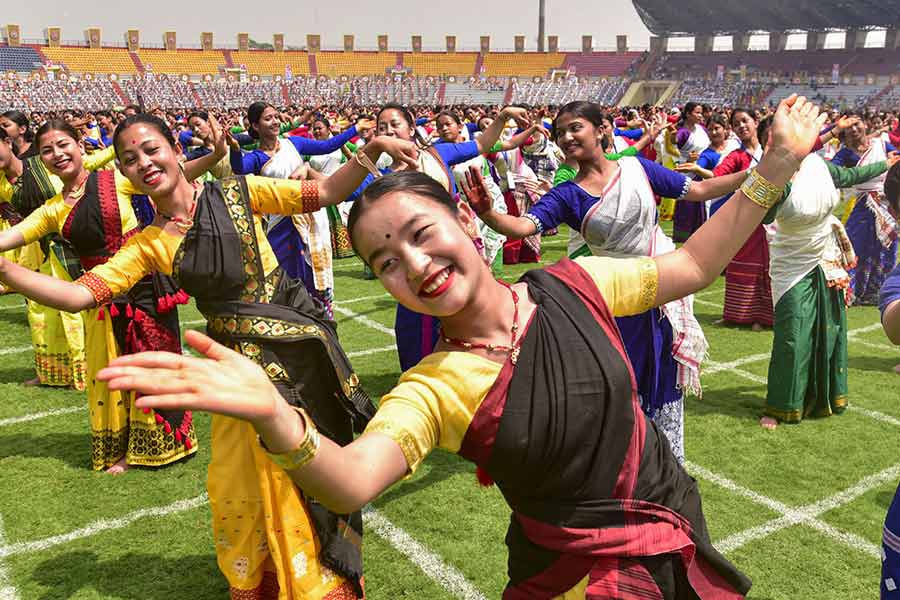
97,95,824,599
472,101,746,462
0,120,195,474
0,112,418,599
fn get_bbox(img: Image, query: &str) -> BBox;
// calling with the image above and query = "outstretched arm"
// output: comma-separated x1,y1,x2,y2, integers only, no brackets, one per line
0,257,94,312
475,107,531,155
654,95,826,305
462,166,540,239
98,330,409,514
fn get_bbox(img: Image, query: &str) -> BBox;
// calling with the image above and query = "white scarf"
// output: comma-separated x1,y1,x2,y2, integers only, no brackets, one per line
260,140,333,291
579,157,708,396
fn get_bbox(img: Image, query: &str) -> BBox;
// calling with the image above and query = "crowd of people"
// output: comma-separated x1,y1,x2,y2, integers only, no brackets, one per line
0,87,898,600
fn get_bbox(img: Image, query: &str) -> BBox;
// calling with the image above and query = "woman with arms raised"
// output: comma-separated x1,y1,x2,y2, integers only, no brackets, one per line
0,113,419,599
98,96,824,599
472,100,745,461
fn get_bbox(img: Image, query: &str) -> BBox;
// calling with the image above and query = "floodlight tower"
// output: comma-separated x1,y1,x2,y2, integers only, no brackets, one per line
538,0,546,51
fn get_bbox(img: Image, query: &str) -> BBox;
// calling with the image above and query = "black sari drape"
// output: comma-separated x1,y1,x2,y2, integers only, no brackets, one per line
64,171,190,440
458,259,750,599
173,176,374,596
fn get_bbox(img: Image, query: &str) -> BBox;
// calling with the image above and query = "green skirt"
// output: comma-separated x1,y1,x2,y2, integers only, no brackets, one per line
765,266,848,423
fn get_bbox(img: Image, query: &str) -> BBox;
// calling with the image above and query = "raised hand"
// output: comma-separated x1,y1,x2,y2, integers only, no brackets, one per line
97,329,284,427
375,136,419,170
888,151,900,168
769,95,827,164
461,165,492,215
674,162,699,174
207,114,229,158
500,106,532,130
356,117,376,134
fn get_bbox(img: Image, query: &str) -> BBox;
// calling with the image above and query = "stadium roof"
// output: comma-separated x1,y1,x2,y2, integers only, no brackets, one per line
632,0,900,36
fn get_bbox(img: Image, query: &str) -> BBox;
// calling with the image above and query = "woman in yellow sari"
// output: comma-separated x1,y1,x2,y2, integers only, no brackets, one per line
0,113,418,598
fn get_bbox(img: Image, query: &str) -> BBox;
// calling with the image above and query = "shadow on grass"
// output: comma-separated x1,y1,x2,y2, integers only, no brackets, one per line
0,431,88,469
0,309,28,327
0,366,43,384
848,355,900,374
358,372,403,402
687,385,767,421
375,449,473,508
31,550,227,600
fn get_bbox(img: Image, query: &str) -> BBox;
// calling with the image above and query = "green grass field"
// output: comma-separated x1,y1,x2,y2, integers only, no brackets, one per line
0,224,898,599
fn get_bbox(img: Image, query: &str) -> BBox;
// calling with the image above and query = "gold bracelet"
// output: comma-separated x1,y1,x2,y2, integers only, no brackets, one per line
258,406,320,471
739,168,783,210
354,149,382,178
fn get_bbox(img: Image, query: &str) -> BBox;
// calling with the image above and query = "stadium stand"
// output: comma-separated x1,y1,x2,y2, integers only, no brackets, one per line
0,46,43,73
632,0,898,34
194,80,284,109
403,52,478,77
443,80,507,105
561,52,643,77
42,46,138,74
229,50,311,76
666,78,771,108
511,77,629,106
0,77,122,111
481,52,564,77
314,52,398,77
766,83,885,109
135,49,226,76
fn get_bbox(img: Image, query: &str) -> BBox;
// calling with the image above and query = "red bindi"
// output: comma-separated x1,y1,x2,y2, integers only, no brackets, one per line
131,139,137,144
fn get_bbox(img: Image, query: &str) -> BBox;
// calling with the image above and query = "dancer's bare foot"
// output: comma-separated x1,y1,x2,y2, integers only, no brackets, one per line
714,318,726,325
894,364,900,374
751,322,764,332
759,416,778,430
21,377,41,387
105,458,130,475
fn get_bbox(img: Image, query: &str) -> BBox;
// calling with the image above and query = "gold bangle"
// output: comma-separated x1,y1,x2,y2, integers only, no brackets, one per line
739,168,783,210
258,407,320,471
354,149,382,178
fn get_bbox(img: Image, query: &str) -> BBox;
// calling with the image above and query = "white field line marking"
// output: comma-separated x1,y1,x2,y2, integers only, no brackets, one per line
0,346,31,357
693,298,723,309
688,461,891,558
335,293,391,305
0,406,82,428
332,304,396,338
702,322,890,379
0,493,484,600
0,494,210,559
348,345,396,358
363,508,487,600
0,515,19,600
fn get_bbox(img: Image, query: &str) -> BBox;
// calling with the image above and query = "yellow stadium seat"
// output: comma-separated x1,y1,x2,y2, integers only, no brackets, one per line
42,46,138,74
482,52,564,77
315,52,398,77
403,53,477,76
230,51,311,76
135,49,225,75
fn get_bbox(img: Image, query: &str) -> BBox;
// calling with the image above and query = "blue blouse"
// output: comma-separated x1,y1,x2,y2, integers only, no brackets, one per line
229,126,359,175
526,157,691,232
881,264,900,317
832,142,898,167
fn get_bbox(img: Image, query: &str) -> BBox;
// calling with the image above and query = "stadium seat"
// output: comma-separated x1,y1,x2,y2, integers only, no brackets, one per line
230,51,311,77
0,46,43,73
403,53,478,77
481,53,564,77
562,52,642,77
135,49,226,75
42,46,138,74
315,52,398,77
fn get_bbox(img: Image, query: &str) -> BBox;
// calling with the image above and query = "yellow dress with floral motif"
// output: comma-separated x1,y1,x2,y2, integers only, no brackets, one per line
77,175,360,599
